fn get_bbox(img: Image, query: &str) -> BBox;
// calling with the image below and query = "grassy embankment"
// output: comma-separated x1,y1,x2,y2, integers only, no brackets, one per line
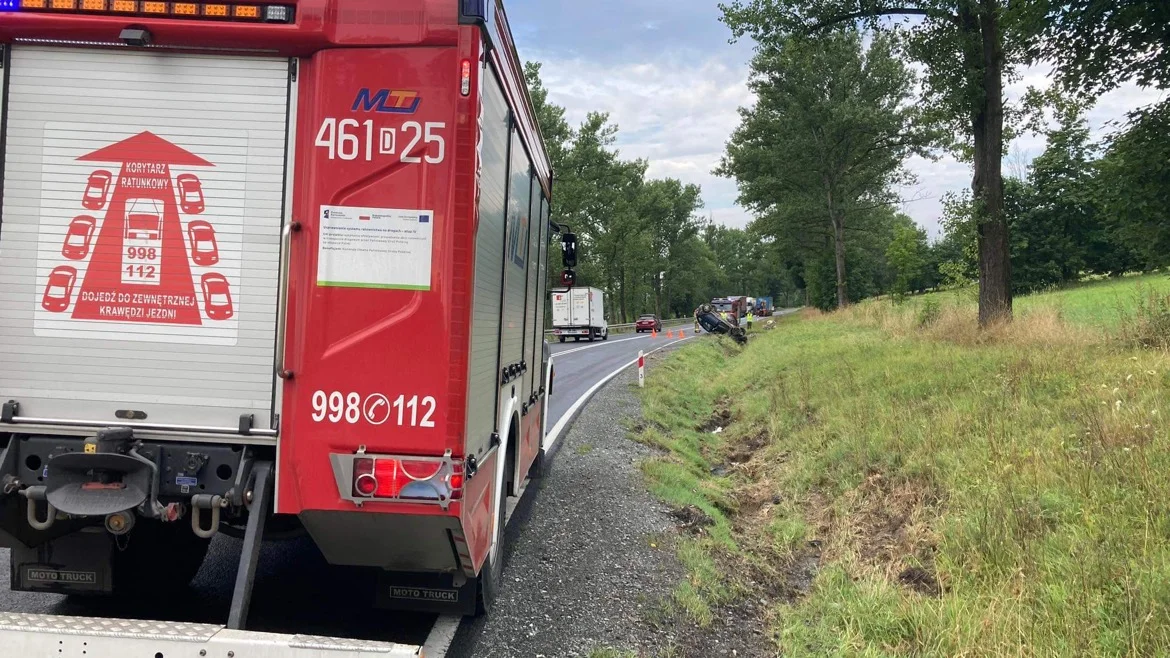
637,273,1170,655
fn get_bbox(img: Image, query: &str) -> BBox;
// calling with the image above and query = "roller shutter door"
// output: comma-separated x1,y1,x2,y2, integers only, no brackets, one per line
0,45,292,433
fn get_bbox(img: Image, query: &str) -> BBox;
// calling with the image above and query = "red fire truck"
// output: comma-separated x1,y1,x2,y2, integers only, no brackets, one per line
0,0,566,653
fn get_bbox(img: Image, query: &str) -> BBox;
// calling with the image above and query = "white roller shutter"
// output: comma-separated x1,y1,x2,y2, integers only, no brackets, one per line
0,45,292,435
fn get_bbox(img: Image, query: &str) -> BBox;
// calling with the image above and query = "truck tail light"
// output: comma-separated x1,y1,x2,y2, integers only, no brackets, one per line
460,59,471,96
337,453,463,508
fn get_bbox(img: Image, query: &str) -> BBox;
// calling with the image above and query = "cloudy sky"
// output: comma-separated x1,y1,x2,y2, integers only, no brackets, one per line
505,0,1164,237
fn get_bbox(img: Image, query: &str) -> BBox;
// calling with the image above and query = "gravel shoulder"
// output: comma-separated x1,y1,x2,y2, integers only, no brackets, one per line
447,353,686,658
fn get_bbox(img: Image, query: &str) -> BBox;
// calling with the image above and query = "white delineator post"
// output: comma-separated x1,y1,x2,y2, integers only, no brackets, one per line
638,351,645,388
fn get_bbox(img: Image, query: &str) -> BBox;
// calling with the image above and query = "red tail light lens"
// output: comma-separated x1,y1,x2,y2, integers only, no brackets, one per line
346,454,463,506
352,458,376,497
374,459,405,498
449,462,464,501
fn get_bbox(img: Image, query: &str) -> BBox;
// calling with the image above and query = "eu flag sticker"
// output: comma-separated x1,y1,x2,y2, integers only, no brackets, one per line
419,214,431,223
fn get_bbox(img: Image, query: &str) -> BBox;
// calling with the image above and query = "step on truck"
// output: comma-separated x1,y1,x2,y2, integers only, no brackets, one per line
549,286,607,342
0,0,574,654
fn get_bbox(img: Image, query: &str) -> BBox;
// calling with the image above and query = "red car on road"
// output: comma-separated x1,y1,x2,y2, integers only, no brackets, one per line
61,215,96,260
41,266,77,313
200,273,233,320
81,170,112,210
635,314,662,333
187,220,219,266
176,174,205,214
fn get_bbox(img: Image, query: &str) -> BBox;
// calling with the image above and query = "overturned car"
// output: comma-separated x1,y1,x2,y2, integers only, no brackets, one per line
694,304,748,345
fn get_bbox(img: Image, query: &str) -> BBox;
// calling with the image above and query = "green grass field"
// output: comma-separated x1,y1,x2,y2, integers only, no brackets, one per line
637,274,1170,656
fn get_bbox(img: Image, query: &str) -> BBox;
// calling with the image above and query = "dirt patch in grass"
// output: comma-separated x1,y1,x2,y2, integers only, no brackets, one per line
670,505,715,535
725,428,769,466
809,472,942,595
697,399,732,434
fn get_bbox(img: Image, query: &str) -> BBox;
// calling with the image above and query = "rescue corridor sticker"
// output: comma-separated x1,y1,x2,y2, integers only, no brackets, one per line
317,205,434,290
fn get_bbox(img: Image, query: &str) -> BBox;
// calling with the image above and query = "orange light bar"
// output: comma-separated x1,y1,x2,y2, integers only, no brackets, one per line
19,0,47,8
232,4,257,18
49,0,75,8
110,0,136,10
171,1,195,14
80,0,106,9
201,2,225,16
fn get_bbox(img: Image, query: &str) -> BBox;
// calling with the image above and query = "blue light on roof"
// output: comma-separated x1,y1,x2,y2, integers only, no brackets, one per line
0,0,19,11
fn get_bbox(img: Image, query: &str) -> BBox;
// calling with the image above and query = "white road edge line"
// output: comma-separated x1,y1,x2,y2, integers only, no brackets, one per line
551,332,648,357
543,335,694,453
421,334,696,657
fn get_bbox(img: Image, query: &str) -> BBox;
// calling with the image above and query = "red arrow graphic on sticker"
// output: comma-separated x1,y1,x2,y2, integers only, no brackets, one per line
70,132,216,326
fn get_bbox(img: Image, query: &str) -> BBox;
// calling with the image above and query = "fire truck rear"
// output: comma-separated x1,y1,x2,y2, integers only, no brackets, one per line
0,0,566,652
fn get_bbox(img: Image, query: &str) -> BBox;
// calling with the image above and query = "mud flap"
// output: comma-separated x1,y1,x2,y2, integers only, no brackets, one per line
375,571,477,616
11,529,113,594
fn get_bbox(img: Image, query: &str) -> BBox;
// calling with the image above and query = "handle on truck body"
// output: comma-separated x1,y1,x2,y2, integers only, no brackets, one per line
275,221,300,380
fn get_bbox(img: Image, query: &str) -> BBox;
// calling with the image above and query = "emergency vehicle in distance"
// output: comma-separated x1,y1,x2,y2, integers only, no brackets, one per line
0,0,573,654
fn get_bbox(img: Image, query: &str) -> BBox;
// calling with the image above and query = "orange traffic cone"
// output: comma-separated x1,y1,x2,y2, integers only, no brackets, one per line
667,329,674,339
680,328,686,337
651,329,657,338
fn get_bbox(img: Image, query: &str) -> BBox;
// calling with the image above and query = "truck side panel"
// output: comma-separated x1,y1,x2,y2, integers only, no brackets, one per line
278,47,462,514
517,173,544,481
465,61,509,462
500,130,530,376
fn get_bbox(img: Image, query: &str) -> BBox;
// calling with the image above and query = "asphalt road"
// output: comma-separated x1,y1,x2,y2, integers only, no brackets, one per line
0,327,701,649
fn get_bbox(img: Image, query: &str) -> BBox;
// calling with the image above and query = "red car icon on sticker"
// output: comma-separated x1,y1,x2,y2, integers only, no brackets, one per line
176,174,205,214
82,170,113,210
200,273,233,320
187,220,219,266
42,266,77,313
61,215,97,260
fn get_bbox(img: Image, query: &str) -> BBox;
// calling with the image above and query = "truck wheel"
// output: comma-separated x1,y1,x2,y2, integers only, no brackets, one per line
475,465,510,615
602,330,608,341
558,336,565,343
588,330,595,342
112,521,211,594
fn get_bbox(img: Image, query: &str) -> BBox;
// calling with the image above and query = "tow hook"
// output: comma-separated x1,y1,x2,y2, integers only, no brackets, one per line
21,486,55,531
191,494,224,539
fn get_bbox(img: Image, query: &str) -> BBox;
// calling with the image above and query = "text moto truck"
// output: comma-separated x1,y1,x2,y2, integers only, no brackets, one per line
0,0,572,654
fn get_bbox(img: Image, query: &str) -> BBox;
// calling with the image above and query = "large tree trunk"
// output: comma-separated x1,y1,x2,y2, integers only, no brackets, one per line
618,265,628,323
971,0,1012,327
825,185,849,309
832,215,848,309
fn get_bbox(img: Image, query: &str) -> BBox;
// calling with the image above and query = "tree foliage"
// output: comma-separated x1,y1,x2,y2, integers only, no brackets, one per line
720,0,1050,325
718,30,925,309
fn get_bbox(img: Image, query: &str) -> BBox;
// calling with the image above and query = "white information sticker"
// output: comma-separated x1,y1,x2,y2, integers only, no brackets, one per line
316,205,434,290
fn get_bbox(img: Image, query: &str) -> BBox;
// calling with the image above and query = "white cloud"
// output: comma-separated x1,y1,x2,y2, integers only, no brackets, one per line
533,52,754,230
532,50,1163,238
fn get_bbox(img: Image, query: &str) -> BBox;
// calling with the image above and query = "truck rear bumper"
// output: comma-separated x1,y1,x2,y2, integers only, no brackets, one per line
0,612,424,657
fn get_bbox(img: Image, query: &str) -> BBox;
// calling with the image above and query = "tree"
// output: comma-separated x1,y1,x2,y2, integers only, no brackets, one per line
718,30,923,309
721,0,1044,326
639,179,706,317
1095,103,1170,270
886,218,929,298
1040,0,1170,99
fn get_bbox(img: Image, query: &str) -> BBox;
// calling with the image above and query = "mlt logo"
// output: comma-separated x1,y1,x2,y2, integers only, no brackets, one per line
352,89,421,114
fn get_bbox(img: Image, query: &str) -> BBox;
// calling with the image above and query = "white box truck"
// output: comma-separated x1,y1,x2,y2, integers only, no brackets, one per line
551,287,608,342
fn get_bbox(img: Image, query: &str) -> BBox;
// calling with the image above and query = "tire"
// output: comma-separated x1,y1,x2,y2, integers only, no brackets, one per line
602,330,608,341
558,336,565,343
587,330,595,342
475,456,511,615
112,520,211,595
